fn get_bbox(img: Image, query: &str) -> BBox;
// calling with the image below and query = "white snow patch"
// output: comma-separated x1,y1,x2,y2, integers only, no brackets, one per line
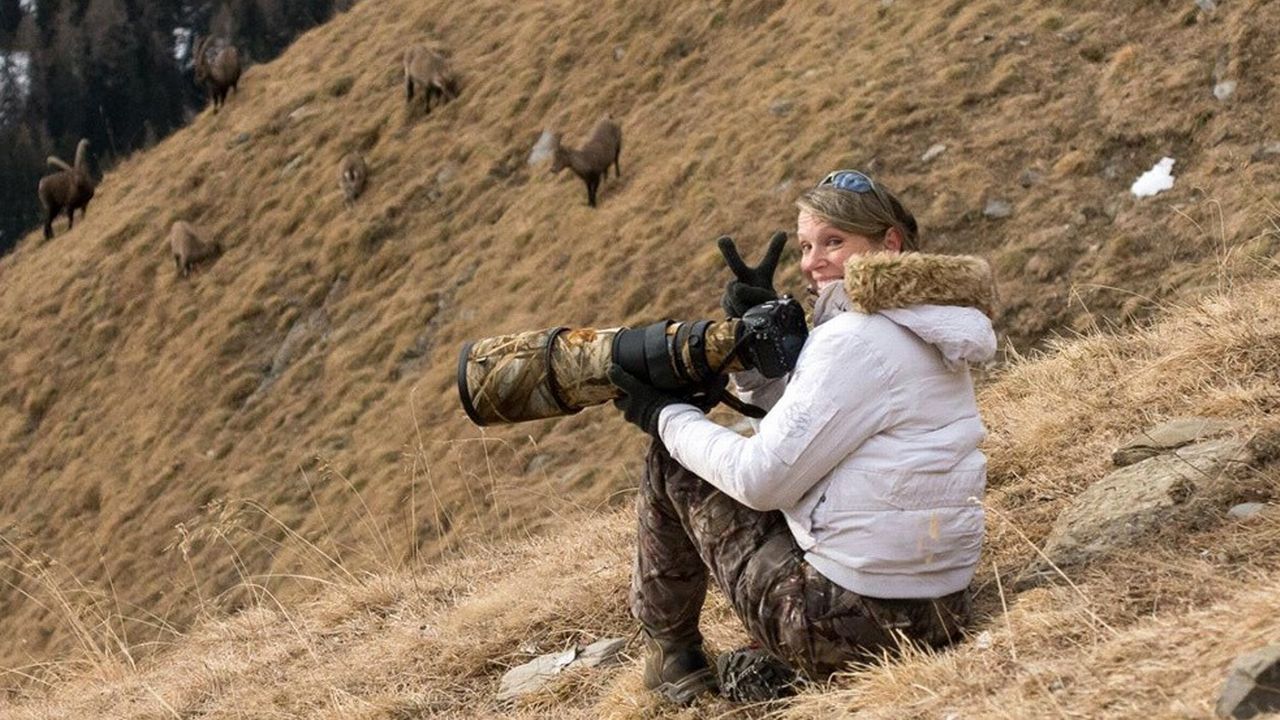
173,27,192,63
1131,157,1176,198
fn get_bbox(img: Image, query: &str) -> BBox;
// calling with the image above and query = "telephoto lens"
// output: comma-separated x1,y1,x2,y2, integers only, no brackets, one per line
457,297,807,426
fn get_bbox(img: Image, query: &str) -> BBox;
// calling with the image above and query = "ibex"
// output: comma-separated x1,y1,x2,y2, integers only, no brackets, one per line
37,138,96,240
194,35,242,112
403,44,460,114
337,152,368,207
168,221,222,278
550,117,622,208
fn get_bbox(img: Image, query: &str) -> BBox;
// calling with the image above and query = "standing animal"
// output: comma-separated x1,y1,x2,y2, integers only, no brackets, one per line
168,221,222,278
193,35,242,112
37,138,96,240
403,44,460,114
337,152,368,207
550,117,622,208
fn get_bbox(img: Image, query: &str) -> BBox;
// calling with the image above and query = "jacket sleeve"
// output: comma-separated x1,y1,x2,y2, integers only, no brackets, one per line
657,324,897,511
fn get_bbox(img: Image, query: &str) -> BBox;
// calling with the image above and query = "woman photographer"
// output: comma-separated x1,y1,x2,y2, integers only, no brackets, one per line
609,170,997,704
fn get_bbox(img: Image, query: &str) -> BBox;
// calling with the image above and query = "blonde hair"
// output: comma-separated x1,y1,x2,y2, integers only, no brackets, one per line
795,176,921,252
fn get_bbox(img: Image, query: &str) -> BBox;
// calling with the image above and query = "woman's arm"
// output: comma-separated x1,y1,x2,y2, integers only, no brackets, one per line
658,324,898,511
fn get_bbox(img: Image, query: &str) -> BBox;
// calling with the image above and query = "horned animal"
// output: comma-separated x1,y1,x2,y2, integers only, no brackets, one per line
168,221,222,278
37,138,96,240
403,44,460,114
193,35,242,112
550,118,622,208
337,152,368,207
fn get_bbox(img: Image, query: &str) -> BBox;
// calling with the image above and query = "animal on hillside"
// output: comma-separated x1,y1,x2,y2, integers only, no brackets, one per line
550,117,622,208
337,152,368,207
193,35,242,112
37,138,96,240
403,44,460,114
167,221,222,278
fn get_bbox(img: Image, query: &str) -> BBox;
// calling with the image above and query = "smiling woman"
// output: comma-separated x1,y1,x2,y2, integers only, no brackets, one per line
607,169,997,704
794,169,921,291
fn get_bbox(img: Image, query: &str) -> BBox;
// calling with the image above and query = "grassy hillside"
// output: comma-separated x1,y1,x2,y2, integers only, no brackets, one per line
0,0,1278,686
3,272,1278,717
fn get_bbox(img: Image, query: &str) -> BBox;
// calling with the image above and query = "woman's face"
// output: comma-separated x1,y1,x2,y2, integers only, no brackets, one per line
796,209,894,292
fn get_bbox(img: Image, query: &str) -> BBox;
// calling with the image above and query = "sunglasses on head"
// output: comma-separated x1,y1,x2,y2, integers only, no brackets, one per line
818,170,875,193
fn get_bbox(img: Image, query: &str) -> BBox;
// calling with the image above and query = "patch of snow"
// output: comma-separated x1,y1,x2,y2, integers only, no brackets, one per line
173,27,192,63
1131,157,1176,198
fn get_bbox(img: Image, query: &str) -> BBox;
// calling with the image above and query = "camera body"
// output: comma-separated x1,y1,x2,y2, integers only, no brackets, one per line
457,298,808,426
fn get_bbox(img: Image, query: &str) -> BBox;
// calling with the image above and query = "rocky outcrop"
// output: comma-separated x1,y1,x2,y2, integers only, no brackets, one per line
1217,645,1280,719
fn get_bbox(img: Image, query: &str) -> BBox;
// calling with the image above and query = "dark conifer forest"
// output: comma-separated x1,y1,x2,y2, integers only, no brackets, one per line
0,0,349,252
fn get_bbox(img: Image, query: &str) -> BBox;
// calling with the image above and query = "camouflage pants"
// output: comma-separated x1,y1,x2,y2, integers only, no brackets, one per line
632,441,971,679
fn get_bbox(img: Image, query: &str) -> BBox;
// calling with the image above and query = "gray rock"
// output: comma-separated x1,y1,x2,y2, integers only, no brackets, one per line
1214,80,1237,101
576,637,627,668
496,637,627,704
1019,169,1044,188
769,98,794,116
1227,502,1266,520
1251,142,1280,162
497,648,575,704
1113,417,1231,467
1039,437,1251,570
921,143,947,162
613,45,625,62
281,154,306,177
1217,645,1280,719
1195,0,1217,13
983,199,1013,219
436,161,460,185
527,130,557,166
231,132,251,146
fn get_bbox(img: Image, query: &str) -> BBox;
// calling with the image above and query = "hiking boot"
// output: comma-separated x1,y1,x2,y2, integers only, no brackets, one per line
642,635,719,705
716,645,799,703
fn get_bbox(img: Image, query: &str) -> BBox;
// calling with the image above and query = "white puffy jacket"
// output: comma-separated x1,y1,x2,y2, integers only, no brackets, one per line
657,253,997,599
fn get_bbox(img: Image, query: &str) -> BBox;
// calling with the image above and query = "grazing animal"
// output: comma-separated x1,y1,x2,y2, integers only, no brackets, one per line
403,44,460,113
193,35,242,112
37,138,96,240
168,221,222,278
550,117,622,208
337,152,368,207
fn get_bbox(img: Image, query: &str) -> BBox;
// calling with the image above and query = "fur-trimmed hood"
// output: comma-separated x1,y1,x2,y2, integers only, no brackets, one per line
843,252,997,318
812,252,998,368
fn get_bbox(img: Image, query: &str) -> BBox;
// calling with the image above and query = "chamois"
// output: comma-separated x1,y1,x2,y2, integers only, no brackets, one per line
337,152,368,207
550,118,622,208
194,35,242,112
403,44,460,114
37,138,96,240
168,221,222,278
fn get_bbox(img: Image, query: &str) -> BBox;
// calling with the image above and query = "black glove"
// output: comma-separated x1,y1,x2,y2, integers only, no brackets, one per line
719,231,788,318
609,365,728,438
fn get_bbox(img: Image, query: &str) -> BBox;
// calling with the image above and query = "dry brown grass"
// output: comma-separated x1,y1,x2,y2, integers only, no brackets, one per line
3,250,1279,717
2,0,1280,704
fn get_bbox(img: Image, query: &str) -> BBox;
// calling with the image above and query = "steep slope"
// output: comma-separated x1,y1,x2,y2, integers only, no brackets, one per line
0,0,1278,676
2,270,1278,717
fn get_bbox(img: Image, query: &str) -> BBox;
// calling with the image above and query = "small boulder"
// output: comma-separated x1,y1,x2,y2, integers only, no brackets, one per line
1214,80,1237,101
1251,142,1280,162
1113,417,1231,467
1037,437,1250,571
768,98,795,116
1217,645,1280,719
921,143,947,163
1227,502,1266,520
983,199,1013,219
497,637,627,704
527,130,557,166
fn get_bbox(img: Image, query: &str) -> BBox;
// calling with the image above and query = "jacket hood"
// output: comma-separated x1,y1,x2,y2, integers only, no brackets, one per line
835,252,999,368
